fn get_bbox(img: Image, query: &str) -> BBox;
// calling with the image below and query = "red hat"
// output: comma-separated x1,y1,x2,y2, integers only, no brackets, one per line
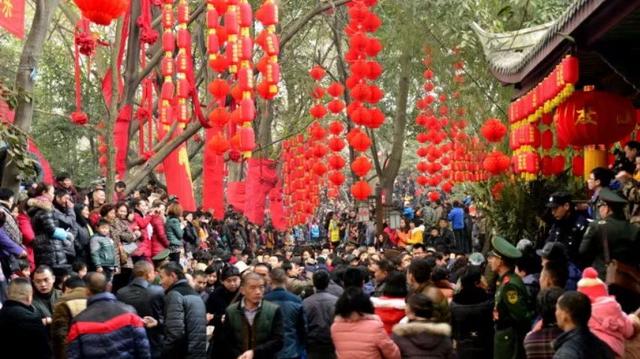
577,267,608,301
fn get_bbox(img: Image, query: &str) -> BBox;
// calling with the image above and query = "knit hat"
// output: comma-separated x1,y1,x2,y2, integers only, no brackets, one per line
220,266,240,281
577,267,608,301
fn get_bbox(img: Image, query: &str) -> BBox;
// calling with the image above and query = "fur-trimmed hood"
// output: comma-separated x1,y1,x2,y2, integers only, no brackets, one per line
27,196,53,211
371,296,407,310
392,321,451,337
334,313,381,323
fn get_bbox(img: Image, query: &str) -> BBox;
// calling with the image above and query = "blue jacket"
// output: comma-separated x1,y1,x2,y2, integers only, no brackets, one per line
264,288,306,359
67,292,151,359
448,207,465,230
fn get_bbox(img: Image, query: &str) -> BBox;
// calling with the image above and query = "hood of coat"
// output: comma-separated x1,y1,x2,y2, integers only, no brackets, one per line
334,313,381,323
393,321,451,337
371,296,407,310
27,196,53,211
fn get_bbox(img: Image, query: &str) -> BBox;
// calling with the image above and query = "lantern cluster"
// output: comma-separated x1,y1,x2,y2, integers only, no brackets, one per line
175,0,192,124
282,135,324,226
159,0,176,125
342,0,384,201
205,0,280,159
507,55,579,180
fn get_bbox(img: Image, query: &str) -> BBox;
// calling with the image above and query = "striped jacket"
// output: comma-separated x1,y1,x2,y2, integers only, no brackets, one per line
66,292,150,359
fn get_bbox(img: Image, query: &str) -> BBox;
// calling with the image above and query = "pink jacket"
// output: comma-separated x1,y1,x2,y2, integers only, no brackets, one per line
589,296,635,357
331,314,401,359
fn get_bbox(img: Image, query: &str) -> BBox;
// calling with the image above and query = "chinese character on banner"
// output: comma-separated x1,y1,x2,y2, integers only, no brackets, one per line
0,0,24,39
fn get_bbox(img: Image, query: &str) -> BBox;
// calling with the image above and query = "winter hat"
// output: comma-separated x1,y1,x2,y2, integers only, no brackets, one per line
220,266,241,281
577,267,608,301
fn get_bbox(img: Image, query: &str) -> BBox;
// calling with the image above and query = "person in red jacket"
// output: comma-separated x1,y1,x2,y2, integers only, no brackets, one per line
149,200,169,258
371,272,409,335
131,199,153,262
16,199,36,270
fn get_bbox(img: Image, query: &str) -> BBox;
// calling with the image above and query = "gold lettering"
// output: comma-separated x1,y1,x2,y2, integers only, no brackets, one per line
576,107,597,125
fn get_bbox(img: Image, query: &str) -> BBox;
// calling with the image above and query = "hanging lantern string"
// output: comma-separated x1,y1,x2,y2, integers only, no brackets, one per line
424,25,507,118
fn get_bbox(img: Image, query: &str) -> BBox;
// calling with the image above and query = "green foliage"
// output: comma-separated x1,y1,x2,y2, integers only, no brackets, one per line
0,123,37,181
465,173,584,244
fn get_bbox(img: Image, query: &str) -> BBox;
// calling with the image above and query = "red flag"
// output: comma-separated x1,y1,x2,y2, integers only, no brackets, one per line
0,0,25,39
244,158,278,226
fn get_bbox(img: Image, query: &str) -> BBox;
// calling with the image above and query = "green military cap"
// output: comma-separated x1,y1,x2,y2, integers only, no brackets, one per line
152,249,170,261
488,236,522,259
598,188,627,205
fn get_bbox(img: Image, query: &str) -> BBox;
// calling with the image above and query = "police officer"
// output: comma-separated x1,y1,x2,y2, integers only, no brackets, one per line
488,236,532,359
545,191,588,266
580,187,640,313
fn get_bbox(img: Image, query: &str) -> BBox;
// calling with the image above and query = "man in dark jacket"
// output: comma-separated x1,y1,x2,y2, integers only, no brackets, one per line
212,272,284,359
264,268,306,359
206,265,241,328
117,261,165,358
32,265,62,325
66,272,151,359
302,270,337,359
159,261,207,359
553,291,614,359
0,278,51,359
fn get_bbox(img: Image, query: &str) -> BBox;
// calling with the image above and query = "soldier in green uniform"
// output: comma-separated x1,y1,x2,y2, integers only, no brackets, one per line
580,187,640,313
488,236,533,359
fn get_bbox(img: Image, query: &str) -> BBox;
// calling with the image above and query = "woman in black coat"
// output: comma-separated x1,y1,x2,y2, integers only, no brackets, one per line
27,183,73,271
449,266,494,359
73,203,92,266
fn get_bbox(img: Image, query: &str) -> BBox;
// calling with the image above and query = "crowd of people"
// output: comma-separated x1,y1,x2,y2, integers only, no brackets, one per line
0,141,640,359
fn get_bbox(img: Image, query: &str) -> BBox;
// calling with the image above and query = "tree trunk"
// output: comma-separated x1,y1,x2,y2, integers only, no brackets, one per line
1,0,61,190
375,50,411,231
106,20,125,201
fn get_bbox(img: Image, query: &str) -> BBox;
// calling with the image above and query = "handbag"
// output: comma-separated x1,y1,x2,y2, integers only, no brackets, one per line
603,228,640,294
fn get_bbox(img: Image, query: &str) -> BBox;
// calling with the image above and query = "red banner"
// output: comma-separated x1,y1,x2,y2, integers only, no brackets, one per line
157,124,196,211
244,158,278,226
227,181,245,213
0,0,25,39
202,128,225,220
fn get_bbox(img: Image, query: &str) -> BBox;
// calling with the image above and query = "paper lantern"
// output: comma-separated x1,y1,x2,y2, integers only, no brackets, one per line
309,104,328,119
328,99,346,114
328,171,345,186
351,156,372,177
312,162,327,176
309,66,326,80
556,90,636,146
328,137,345,152
428,191,440,202
327,82,345,97
441,182,453,194
416,175,429,186
572,155,584,177
480,118,507,143
540,130,553,150
328,154,346,170
416,161,429,173
329,121,344,135
74,0,129,26
349,131,372,152
309,124,326,140
416,147,428,158
208,133,230,155
238,127,256,152
351,180,372,201
208,107,230,127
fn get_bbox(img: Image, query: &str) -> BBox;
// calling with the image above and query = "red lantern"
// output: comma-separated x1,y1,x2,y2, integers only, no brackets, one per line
441,182,453,194
349,131,372,152
309,104,328,119
428,191,441,202
416,147,429,158
328,99,346,114
416,161,429,173
329,121,344,135
572,155,584,177
480,118,508,143
208,107,230,127
309,124,326,140
556,90,636,146
329,171,345,186
208,133,230,155
540,130,553,150
327,82,345,97
208,79,230,100
312,162,327,176
351,180,372,201
351,156,372,177
328,154,346,170
328,137,345,152
74,0,129,26
416,175,429,186
309,66,326,80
